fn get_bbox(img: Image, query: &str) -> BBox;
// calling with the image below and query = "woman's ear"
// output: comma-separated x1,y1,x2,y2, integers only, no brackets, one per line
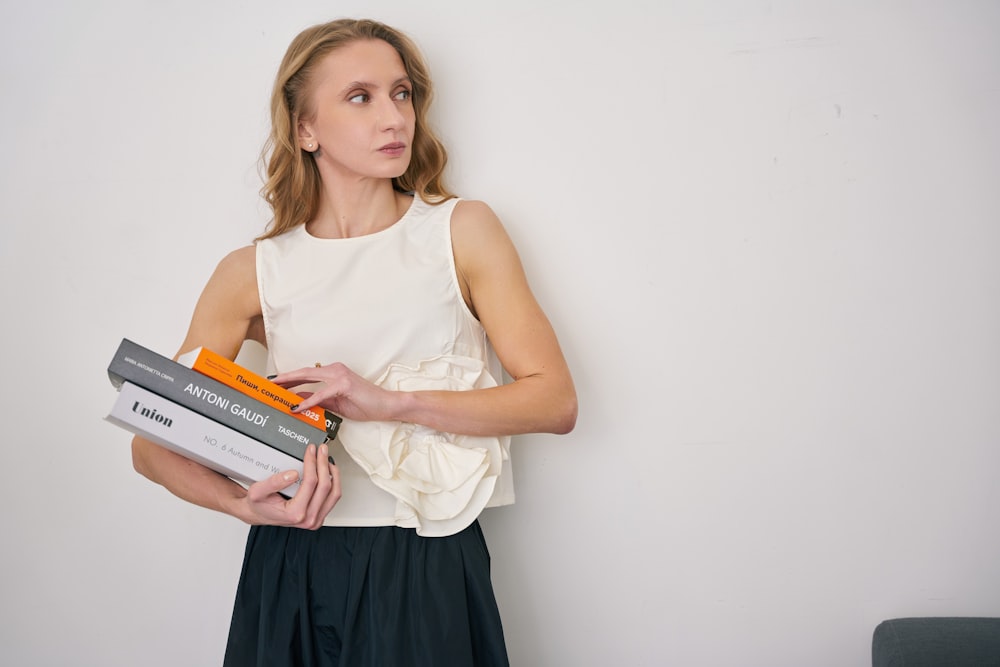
298,121,317,152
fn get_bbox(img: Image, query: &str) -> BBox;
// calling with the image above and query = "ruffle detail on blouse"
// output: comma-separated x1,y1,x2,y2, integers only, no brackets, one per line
337,355,509,537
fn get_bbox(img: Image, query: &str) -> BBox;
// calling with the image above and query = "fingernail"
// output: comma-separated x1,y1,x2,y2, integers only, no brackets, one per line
328,457,336,466
283,471,297,482
266,374,277,380
290,404,299,412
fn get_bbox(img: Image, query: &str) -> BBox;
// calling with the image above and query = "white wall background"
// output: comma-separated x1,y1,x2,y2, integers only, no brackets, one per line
2,1,998,665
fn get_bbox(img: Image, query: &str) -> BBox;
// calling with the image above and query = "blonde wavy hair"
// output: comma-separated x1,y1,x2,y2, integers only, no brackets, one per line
257,19,453,241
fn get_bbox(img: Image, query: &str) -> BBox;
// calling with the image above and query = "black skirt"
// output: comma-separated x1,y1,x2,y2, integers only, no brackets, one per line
223,521,509,667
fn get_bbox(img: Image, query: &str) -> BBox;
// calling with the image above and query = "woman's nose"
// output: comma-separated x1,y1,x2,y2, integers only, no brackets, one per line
376,95,406,130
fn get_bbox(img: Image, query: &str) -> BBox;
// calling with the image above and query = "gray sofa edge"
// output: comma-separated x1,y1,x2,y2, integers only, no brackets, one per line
872,616,1000,667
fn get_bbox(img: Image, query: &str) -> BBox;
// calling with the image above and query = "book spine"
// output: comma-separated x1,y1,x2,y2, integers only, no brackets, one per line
107,381,302,497
181,347,341,441
107,338,325,459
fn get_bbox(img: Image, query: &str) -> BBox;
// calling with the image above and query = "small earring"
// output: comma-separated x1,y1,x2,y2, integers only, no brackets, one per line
307,143,314,150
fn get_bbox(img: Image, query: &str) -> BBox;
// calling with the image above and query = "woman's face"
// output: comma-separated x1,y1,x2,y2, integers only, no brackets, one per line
299,39,416,182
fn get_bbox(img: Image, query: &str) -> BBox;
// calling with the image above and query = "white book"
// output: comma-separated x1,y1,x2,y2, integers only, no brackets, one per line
107,381,302,497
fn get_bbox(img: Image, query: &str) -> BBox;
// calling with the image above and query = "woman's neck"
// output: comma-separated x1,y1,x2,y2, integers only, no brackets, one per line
307,178,409,239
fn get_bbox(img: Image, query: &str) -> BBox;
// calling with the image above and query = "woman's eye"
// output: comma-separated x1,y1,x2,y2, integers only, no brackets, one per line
394,89,412,102
348,93,369,103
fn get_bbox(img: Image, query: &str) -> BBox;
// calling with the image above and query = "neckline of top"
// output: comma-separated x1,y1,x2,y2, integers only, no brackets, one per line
298,194,422,243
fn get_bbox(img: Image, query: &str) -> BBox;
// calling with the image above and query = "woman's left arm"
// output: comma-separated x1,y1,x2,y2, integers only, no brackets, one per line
275,200,577,437
400,199,577,435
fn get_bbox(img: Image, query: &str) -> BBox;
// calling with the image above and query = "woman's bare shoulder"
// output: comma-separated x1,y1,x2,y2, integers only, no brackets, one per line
178,245,262,357
215,244,257,274
199,245,260,317
451,199,514,255
452,198,500,228
201,245,257,295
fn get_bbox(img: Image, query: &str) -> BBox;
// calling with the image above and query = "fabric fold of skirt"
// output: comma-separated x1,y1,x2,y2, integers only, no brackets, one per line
223,521,509,667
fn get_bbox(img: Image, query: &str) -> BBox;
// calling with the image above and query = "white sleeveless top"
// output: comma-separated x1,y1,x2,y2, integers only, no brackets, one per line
256,195,514,537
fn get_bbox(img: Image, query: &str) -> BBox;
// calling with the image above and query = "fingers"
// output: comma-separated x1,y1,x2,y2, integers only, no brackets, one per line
301,444,338,528
269,365,326,389
290,392,321,414
270,368,329,414
279,444,317,525
283,444,340,530
295,443,322,526
320,458,342,518
242,444,340,530
248,468,301,503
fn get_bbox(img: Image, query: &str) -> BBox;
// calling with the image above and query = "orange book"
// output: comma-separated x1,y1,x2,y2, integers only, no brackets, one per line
177,346,341,442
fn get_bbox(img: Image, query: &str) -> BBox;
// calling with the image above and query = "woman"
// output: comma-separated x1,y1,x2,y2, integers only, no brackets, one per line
132,18,576,666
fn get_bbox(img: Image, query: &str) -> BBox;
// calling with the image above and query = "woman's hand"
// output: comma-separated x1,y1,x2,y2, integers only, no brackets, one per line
271,362,400,423
238,443,341,530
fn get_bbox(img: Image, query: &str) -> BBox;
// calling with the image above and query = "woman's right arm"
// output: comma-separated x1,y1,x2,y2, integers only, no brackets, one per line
130,246,340,530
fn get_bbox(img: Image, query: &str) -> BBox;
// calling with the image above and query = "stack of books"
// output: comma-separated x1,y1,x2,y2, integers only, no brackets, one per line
105,338,342,496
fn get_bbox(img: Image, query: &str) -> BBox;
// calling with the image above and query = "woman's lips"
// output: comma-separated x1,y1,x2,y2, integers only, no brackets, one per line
379,142,406,156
